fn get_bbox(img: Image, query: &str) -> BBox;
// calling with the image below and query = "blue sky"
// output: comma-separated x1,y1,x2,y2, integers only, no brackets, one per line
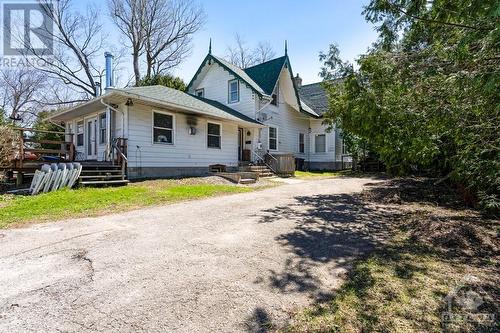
81,0,378,85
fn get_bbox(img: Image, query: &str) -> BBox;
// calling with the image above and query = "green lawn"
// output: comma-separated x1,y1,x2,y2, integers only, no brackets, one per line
295,170,342,178
0,181,253,228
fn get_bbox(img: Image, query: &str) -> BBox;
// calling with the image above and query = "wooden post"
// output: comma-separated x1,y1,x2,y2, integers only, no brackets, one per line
19,129,24,170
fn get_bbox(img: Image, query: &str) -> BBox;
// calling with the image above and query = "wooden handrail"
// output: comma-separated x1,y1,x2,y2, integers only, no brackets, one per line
15,127,69,135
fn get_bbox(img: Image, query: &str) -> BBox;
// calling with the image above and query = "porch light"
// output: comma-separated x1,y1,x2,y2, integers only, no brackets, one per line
189,126,197,135
125,98,134,106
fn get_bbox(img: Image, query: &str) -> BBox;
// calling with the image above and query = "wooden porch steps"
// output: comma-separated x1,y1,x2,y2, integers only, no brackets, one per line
79,162,128,187
238,165,275,177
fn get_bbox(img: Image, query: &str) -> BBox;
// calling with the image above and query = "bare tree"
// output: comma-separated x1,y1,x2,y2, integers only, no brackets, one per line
0,68,45,125
108,0,146,85
226,35,276,68
16,0,108,102
226,33,255,68
253,41,276,64
109,0,204,85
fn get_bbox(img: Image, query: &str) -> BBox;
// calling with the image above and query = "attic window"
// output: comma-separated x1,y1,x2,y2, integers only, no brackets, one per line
271,87,279,106
195,88,204,97
228,79,239,103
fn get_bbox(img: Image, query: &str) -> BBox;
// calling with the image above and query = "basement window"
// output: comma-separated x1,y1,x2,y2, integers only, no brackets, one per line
153,111,174,144
207,122,221,148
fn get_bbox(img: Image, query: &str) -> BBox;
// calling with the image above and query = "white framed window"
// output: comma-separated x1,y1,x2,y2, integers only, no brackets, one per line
268,127,278,151
271,87,279,106
298,133,305,153
195,88,204,97
228,79,239,103
315,134,326,153
207,122,221,149
152,111,174,144
99,113,106,144
76,120,84,147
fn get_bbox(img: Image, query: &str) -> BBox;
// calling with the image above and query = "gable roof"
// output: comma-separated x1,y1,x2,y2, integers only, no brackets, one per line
298,82,329,116
187,54,268,97
187,52,321,119
244,56,287,95
49,85,263,127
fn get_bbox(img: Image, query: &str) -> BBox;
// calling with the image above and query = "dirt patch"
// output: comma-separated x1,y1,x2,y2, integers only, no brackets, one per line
361,178,499,258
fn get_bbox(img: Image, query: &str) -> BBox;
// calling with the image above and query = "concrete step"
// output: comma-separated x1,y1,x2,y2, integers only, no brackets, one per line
80,179,129,186
239,178,256,185
259,172,274,177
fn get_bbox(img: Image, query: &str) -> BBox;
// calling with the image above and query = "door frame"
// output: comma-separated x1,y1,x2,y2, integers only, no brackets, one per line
85,116,98,160
238,128,244,161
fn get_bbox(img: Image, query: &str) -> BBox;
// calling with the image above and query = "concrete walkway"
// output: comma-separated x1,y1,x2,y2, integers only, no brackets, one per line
0,177,384,332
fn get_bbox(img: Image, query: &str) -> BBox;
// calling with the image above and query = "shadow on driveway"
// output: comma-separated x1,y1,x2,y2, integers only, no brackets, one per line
245,191,401,332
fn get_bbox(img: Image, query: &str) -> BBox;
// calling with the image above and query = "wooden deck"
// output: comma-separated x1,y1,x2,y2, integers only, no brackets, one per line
2,128,128,187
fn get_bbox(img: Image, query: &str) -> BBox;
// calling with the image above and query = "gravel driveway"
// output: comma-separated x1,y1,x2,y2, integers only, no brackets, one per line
0,177,384,332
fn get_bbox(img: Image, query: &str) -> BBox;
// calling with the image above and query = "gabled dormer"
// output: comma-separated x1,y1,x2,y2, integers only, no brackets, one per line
187,41,320,120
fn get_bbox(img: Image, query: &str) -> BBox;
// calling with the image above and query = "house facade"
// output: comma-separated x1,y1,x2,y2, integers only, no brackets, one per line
49,47,348,179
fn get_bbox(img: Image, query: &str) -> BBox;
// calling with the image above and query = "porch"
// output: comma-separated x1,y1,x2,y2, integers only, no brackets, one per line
1,127,128,187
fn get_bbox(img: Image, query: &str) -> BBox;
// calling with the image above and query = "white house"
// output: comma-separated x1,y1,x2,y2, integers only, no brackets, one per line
49,45,348,179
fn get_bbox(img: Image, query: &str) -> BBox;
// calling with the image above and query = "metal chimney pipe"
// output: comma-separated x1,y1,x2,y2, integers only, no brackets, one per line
104,52,114,91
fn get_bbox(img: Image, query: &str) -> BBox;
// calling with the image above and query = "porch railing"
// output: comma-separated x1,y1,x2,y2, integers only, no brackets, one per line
111,138,128,179
14,128,75,170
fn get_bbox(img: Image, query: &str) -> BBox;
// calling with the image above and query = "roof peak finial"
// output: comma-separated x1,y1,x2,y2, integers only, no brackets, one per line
285,40,288,56
209,38,212,54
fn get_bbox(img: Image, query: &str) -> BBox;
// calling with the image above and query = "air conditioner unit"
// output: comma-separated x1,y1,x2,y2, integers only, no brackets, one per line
258,113,270,122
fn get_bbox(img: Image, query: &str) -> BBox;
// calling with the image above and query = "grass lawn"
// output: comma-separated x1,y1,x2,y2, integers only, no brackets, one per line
295,170,343,178
0,179,257,228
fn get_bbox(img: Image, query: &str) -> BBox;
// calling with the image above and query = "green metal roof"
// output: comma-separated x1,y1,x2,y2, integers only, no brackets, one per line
244,56,287,95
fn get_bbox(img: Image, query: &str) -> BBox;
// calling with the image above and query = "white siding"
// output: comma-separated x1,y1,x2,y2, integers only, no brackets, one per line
126,103,239,168
190,62,256,119
309,119,338,163
258,68,310,158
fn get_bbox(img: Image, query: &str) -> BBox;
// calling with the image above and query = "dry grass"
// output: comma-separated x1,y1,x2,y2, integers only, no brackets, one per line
282,178,499,333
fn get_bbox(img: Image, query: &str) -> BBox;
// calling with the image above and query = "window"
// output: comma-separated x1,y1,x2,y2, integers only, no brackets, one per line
269,127,278,150
342,140,348,155
298,133,305,153
76,121,84,147
271,87,279,106
207,122,221,148
153,112,174,144
228,79,239,103
195,88,204,97
99,113,106,144
315,134,326,153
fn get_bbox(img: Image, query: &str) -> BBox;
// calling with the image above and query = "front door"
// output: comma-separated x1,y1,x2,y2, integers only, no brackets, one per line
238,128,243,161
86,117,97,160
